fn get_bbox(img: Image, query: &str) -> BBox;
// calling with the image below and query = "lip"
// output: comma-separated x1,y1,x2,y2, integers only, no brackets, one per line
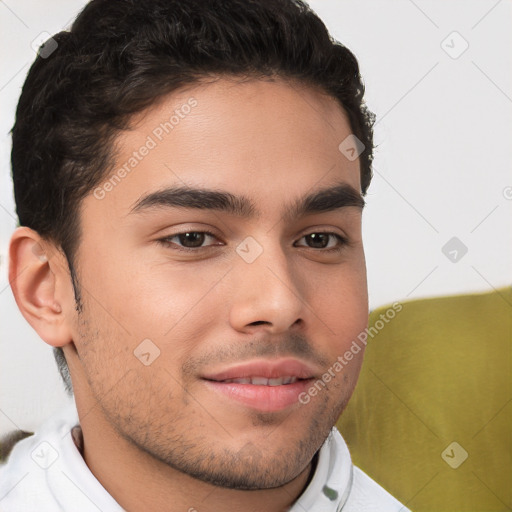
203,379,314,412
201,358,317,412
202,358,317,381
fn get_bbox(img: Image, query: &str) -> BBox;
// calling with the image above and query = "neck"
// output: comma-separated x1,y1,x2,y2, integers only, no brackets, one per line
75,395,316,512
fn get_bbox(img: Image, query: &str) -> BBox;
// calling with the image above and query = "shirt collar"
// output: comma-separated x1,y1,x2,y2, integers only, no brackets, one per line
290,427,354,512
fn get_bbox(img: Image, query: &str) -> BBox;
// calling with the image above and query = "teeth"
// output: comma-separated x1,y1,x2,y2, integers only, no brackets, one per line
230,378,251,384
222,376,298,386
251,377,269,385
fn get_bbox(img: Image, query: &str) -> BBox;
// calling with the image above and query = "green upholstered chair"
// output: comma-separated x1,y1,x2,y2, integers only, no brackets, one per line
337,287,512,511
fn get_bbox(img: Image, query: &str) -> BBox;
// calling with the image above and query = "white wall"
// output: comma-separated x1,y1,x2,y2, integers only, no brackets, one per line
1,0,511,436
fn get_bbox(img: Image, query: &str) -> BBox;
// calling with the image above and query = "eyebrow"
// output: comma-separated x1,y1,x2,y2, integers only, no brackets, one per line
129,182,365,221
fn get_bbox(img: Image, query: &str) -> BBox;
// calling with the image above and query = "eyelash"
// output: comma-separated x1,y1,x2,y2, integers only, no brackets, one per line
157,230,349,254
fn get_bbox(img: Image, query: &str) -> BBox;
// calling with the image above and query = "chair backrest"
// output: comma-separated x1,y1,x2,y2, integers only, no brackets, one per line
0,430,33,463
337,287,512,511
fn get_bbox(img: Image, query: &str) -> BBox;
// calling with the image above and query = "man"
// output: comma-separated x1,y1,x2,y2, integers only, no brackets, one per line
0,0,409,510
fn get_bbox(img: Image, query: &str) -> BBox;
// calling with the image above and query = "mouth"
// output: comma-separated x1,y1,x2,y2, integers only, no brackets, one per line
219,376,301,385
201,359,317,412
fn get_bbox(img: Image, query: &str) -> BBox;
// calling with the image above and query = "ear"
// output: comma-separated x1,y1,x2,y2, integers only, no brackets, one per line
8,227,74,348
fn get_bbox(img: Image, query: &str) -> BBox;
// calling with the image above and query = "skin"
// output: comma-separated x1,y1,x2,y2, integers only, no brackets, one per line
9,76,368,512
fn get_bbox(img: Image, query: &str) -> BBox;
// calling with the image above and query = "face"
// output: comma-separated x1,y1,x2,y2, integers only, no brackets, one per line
65,77,368,489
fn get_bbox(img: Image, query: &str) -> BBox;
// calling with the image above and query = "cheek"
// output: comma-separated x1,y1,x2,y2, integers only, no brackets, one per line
316,263,368,339
308,269,368,390
79,244,228,339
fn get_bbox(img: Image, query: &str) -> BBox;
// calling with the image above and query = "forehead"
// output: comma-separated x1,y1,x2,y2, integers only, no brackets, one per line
83,77,361,221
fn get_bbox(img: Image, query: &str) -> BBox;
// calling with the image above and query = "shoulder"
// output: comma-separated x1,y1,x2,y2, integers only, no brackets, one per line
345,465,411,512
0,402,125,512
0,402,80,511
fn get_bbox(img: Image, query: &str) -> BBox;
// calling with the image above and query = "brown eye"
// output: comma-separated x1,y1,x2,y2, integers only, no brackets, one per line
295,232,347,251
158,231,221,252
177,232,207,248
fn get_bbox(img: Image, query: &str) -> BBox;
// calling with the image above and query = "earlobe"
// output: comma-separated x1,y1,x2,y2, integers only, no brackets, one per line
8,227,73,348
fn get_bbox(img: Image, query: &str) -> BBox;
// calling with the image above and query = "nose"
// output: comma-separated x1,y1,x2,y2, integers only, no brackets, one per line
228,238,306,335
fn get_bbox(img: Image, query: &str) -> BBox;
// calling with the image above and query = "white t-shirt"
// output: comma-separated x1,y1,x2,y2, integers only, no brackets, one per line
0,402,409,511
